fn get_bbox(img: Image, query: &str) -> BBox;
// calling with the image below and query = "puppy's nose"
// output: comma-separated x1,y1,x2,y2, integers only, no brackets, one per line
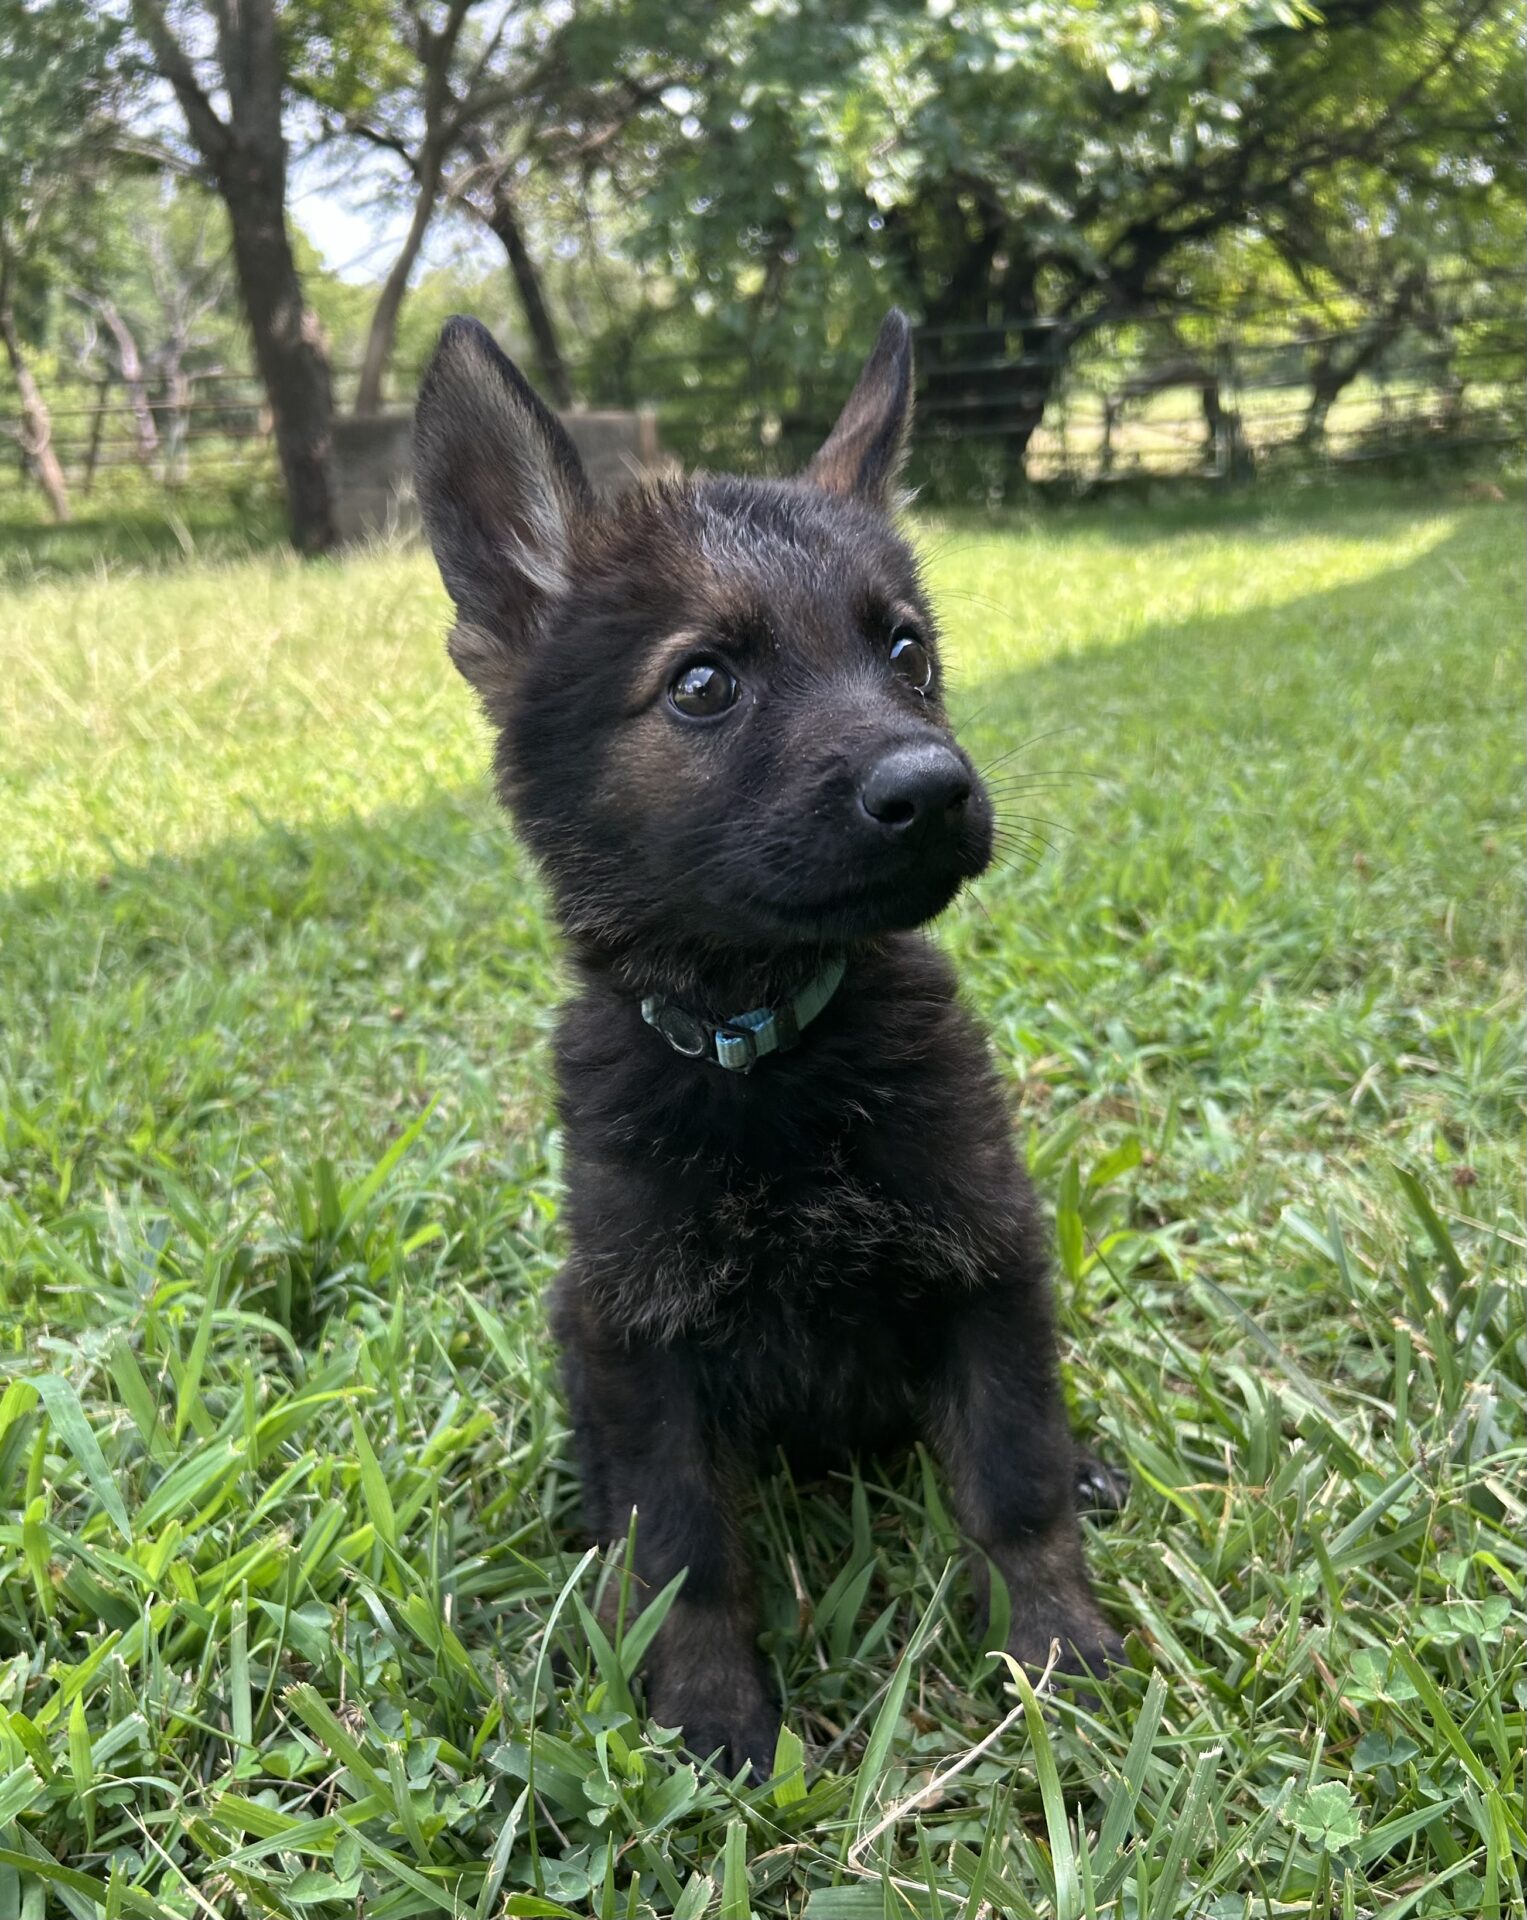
859,743,972,834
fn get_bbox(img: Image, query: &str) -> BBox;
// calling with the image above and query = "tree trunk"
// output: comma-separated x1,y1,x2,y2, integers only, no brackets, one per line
1300,364,1339,448
83,372,111,494
220,161,336,553
479,185,573,408
0,273,71,521
355,151,442,417
133,0,337,553
163,355,192,486
97,300,159,461
1300,326,1390,449
921,309,1076,488
912,211,1076,488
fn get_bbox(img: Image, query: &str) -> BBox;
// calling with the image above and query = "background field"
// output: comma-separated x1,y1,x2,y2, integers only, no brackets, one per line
1,484,1523,1919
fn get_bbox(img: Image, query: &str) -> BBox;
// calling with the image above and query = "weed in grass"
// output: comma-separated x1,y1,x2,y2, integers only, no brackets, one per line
0,483,1522,1917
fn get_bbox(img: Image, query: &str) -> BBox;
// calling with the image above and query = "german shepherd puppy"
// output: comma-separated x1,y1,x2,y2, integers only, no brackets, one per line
414,311,1124,1778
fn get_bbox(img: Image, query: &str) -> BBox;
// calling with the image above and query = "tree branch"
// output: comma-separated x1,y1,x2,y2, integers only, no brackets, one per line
130,0,230,165
342,117,425,179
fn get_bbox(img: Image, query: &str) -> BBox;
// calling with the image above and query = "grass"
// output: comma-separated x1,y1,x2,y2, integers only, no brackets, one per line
0,470,284,589
0,478,1523,1920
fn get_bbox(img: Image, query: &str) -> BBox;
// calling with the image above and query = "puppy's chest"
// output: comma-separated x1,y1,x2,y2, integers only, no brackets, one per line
581,1154,987,1343
710,1164,978,1291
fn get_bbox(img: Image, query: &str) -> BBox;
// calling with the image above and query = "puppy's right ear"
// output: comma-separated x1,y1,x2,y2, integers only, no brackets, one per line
806,309,913,507
413,317,592,699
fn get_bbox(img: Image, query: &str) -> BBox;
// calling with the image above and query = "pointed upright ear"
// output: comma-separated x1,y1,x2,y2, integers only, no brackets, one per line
805,309,914,507
413,317,593,698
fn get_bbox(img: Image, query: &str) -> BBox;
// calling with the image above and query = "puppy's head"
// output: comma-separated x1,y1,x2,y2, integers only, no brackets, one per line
414,313,992,979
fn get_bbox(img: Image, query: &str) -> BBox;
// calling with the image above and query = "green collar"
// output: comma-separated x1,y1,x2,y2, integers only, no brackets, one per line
640,954,847,1073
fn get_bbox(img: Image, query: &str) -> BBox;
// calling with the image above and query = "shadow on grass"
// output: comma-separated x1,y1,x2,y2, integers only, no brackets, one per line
0,489,286,586
1,783,531,1018
1,470,1516,590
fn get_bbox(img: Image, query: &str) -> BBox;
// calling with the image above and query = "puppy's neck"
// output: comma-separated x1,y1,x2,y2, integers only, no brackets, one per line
574,934,858,1028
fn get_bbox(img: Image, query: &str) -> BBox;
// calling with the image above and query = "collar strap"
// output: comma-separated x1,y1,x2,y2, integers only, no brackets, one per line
640,954,846,1073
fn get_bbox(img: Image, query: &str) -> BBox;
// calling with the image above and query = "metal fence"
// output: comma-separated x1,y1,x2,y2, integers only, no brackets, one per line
0,366,276,502
589,279,1523,493
2,279,1520,516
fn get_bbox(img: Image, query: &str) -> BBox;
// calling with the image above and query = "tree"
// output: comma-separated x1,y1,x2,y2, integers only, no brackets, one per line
295,0,691,414
581,0,1523,479
69,177,239,483
293,0,481,414
0,0,123,521
73,288,160,467
131,0,337,551
296,0,584,412
1260,18,1525,449
449,121,574,408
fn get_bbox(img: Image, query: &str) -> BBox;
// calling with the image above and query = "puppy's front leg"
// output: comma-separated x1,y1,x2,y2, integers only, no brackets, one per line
561,1322,778,1777
928,1282,1124,1680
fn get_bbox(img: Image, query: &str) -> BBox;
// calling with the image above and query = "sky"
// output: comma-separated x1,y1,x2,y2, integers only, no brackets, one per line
297,161,507,282
289,151,415,284
288,145,500,287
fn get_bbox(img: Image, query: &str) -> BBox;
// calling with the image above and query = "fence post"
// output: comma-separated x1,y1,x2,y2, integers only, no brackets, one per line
82,373,112,496
1213,343,1233,485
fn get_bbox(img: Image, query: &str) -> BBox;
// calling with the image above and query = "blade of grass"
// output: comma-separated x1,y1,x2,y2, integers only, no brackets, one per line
26,1374,132,1540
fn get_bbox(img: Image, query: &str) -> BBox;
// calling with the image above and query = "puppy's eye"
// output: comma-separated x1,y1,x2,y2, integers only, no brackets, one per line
669,659,740,719
889,628,932,692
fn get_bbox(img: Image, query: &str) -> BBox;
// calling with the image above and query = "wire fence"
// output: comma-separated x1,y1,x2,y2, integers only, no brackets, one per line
2,278,1520,517
589,279,1523,493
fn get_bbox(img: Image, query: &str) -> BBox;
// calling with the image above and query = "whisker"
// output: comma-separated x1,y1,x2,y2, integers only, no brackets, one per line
981,849,1042,878
983,787,1083,802
975,723,1081,778
994,811,1073,834
933,588,1026,635
962,887,997,930
983,829,1044,860
988,824,1049,853
992,832,1056,860
981,770,1096,787
950,696,1005,731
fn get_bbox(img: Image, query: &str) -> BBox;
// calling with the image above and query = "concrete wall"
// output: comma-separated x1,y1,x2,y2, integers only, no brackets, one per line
331,408,662,547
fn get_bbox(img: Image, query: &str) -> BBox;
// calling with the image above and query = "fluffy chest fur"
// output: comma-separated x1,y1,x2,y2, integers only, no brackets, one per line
554,936,1041,1349
572,1155,989,1341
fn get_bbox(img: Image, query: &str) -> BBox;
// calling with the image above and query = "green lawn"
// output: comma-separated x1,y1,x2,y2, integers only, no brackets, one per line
1,483,1522,1920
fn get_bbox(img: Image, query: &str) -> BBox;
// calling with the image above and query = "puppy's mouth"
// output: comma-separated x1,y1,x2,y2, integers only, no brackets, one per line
760,823,994,940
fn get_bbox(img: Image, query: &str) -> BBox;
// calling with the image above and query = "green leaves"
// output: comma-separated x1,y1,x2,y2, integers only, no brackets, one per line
1289,1781,1363,1854
0,0,124,324
770,1724,806,1807
720,1818,751,1920
564,0,1522,458
847,1562,955,1841
349,1411,399,1552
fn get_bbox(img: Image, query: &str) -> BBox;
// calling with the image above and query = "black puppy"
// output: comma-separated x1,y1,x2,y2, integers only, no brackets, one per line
414,311,1124,1777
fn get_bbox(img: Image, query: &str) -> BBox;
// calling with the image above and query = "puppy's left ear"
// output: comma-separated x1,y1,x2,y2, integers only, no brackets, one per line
413,317,593,705
805,309,913,507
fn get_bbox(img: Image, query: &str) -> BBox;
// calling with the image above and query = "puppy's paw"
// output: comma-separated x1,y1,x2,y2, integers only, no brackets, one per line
1007,1607,1126,1689
1073,1452,1130,1519
650,1678,779,1784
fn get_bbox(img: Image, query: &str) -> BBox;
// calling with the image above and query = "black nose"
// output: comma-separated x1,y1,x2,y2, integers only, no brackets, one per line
859,742,972,835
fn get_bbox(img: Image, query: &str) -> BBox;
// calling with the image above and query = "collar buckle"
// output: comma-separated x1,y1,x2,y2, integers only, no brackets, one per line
641,998,710,1058
640,956,844,1073
714,1025,759,1072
